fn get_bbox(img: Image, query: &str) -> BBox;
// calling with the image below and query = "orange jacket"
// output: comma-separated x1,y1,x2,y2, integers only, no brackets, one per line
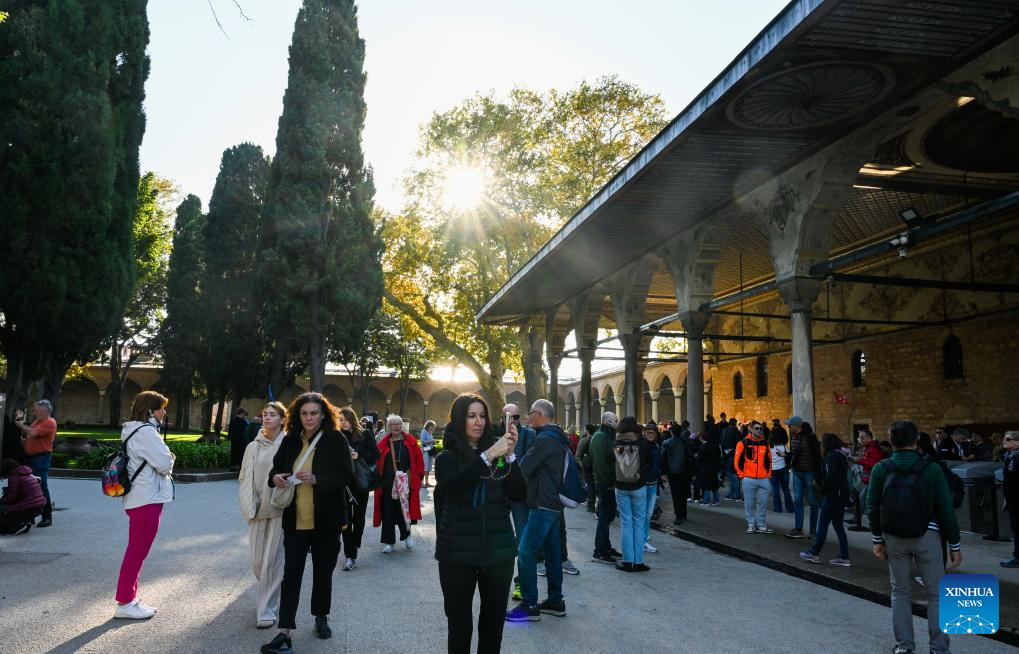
734,436,772,479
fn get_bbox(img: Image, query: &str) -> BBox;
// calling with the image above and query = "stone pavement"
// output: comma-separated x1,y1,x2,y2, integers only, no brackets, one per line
0,478,1014,654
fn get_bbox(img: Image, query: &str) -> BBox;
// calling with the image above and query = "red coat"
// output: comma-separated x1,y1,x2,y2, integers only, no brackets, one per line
858,440,886,483
1,465,46,513
373,432,424,527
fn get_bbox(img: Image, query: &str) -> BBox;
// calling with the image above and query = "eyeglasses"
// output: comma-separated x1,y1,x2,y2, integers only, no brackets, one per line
511,414,520,420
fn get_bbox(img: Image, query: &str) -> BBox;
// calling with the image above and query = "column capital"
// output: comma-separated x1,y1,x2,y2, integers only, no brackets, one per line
422,400,429,406
579,348,596,364
678,309,711,339
649,390,660,400
778,276,822,314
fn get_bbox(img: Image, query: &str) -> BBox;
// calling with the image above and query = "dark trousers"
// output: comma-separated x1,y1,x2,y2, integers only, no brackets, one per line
438,560,514,654
278,529,340,629
0,506,40,532
342,489,369,559
26,453,52,519
594,483,616,555
583,469,596,510
380,492,410,545
667,473,690,520
1010,508,1019,559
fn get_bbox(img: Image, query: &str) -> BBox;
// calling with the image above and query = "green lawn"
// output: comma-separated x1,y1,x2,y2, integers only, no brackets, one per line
61,426,209,442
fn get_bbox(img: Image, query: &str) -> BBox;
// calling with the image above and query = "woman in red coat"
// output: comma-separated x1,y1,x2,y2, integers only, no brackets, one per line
374,414,424,553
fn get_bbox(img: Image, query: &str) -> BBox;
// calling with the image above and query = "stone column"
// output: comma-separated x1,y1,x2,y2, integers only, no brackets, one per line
674,393,684,425
579,348,595,428
422,400,429,421
681,311,710,434
548,350,562,410
619,332,643,417
649,390,660,423
780,278,822,428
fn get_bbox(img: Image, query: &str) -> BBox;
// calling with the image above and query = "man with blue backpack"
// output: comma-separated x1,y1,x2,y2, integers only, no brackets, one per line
506,399,578,623
868,419,962,654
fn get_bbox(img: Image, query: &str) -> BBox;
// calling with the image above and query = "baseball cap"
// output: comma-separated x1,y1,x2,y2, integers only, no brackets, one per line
784,415,803,426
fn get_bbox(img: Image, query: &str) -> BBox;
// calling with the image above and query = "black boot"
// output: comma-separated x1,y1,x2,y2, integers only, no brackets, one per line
315,616,332,639
37,505,52,528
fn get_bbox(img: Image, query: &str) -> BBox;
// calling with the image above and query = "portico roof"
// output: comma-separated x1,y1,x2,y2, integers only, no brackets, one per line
478,0,1019,326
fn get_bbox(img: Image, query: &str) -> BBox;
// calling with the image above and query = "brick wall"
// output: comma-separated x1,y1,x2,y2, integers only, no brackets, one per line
709,311,1019,437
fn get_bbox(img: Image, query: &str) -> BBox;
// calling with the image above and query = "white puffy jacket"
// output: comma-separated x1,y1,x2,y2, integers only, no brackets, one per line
121,419,175,510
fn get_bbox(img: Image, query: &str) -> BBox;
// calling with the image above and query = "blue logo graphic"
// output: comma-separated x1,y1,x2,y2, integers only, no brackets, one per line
939,574,999,635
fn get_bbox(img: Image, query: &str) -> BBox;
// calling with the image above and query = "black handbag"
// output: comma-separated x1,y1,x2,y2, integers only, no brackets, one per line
353,458,377,493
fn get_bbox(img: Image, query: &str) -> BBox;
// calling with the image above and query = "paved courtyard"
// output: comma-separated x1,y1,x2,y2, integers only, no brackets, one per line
0,478,1012,654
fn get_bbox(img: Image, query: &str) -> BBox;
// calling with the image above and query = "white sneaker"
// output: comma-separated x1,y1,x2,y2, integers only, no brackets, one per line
405,536,416,550
114,600,155,620
643,542,657,553
382,544,394,554
135,600,158,614
341,558,355,571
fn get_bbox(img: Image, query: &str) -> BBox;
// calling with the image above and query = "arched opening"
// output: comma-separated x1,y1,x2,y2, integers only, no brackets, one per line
428,389,458,427
733,371,743,400
943,335,963,379
60,377,101,425
852,350,867,388
323,383,348,407
756,356,769,397
602,386,616,416
657,375,675,422
366,385,388,417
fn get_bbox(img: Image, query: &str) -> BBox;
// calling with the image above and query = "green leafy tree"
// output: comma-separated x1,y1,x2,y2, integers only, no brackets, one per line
160,195,206,430
337,310,400,416
197,143,271,427
102,172,177,425
385,77,668,410
0,1,149,416
259,0,383,394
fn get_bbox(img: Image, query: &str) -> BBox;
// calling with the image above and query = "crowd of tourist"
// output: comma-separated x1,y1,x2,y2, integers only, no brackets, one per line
2,388,1017,654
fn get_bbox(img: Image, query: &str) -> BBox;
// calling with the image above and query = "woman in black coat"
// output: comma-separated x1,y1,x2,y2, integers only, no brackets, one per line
434,393,523,654
338,406,379,571
696,431,722,505
262,393,353,654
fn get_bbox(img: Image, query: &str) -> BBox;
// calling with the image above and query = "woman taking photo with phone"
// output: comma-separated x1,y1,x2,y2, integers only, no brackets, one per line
239,401,287,628
338,406,379,571
113,391,175,620
261,393,352,654
434,393,523,654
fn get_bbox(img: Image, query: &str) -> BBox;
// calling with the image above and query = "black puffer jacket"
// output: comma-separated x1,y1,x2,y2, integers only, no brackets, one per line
433,442,525,568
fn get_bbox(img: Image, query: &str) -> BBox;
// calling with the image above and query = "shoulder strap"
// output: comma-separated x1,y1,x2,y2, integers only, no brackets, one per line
912,455,933,474
122,424,151,481
294,431,323,472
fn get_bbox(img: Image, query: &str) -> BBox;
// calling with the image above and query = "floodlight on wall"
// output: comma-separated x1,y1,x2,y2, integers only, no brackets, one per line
899,206,923,226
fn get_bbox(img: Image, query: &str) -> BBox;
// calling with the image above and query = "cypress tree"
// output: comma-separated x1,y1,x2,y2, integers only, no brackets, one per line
260,0,383,392
0,1,149,414
198,143,271,408
160,195,206,430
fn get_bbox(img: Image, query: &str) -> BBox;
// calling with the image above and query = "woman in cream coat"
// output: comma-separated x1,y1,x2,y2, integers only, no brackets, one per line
239,401,287,628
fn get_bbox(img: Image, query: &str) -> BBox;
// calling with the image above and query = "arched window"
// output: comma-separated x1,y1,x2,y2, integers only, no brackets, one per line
786,364,793,395
852,350,867,388
943,335,963,379
756,356,769,397
733,371,743,400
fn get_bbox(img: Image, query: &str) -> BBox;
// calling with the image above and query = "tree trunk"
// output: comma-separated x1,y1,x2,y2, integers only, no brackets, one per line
519,325,547,409
200,397,214,438
308,339,325,392
107,345,123,427
0,350,36,419
213,392,227,435
42,355,71,421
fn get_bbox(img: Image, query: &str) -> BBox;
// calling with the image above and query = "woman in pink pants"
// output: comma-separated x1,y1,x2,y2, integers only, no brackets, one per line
113,391,175,620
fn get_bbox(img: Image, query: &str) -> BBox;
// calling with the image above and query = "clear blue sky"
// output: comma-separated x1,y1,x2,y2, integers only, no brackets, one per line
142,0,789,212
141,0,791,382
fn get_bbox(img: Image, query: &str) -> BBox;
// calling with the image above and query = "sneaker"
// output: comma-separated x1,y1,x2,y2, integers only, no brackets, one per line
609,548,623,558
891,647,913,654
505,601,541,622
382,544,394,554
11,523,31,536
135,600,158,614
799,551,821,564
672,518,685,526
562,560,580,575
785,528,806,539
512,583,522,600
256,619,275,629
341,558,356,571
643,542,657,553
614,561,634,572
538,598,566,617
746,525,756,534
591,552,617,564
829,557,852,567
405,536,416,550
113,600,155,620
315,616,332,639
632,563,650,572
756,525,774,534
261,632,294,654
36,517,52,528
1000,558,1019,568
537,562,546,577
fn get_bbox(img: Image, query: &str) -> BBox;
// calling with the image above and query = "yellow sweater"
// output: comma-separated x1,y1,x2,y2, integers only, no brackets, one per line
295,435,316,530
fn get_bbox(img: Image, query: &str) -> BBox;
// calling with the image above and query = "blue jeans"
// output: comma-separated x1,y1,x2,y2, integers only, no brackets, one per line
517,509,563,607
594,483,616,555
642,484,657,545
792,470,819,532
809,498,848,559
615,488,646,564
700,489,718,504
724,471,742,499
510,501,529,548
27,452,52,519
741,477,770,528
771,468,794,512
